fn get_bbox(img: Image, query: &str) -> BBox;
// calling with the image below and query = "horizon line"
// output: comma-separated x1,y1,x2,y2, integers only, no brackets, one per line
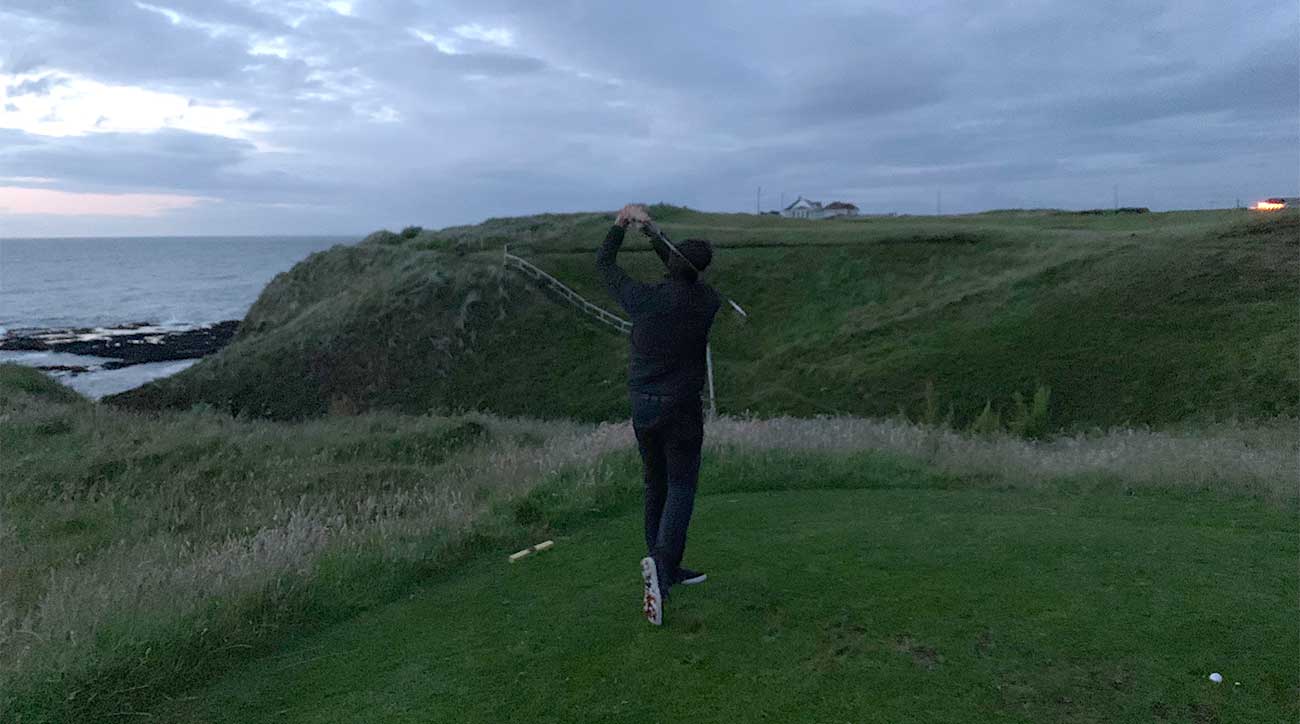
0,203,1280,240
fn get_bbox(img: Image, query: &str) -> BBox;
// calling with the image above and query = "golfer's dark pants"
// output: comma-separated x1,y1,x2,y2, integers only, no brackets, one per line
632,392,703,588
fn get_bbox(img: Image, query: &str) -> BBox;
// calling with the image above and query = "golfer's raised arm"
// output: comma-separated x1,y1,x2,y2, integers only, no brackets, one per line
596,218,647,315
647,229,673,269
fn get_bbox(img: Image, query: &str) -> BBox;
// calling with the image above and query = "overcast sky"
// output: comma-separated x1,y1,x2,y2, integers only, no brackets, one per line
0,0,1296,236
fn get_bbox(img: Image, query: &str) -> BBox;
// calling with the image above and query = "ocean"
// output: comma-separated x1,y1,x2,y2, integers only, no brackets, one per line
0,235,355,397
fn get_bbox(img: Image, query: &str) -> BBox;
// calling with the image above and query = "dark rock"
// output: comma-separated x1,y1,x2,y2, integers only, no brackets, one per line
1,337,49,351
1,320,239,367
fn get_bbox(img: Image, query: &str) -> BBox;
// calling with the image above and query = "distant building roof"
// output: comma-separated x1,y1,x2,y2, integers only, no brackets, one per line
784,196,822,210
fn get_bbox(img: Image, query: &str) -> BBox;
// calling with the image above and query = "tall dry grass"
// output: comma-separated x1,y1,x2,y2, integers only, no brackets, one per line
706,415,1298,499
0,410,630,697
1,365,1293,718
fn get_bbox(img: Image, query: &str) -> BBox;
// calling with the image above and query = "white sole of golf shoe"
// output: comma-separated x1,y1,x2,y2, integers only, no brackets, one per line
679,572,707,585
640,557,663,626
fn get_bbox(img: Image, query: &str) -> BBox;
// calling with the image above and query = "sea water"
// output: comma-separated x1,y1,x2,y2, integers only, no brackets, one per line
0,235,354,397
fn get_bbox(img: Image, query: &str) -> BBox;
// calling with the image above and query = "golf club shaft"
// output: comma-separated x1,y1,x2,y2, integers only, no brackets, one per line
640,222,749,319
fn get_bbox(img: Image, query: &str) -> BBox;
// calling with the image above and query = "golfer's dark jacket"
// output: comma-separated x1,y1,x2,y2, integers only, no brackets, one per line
597,224,720,401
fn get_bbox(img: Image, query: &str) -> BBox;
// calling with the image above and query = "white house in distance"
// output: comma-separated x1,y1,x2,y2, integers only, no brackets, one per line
781,196,859,219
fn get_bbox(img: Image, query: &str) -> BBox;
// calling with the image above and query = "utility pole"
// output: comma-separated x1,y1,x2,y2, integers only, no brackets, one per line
1113,184,1119,210
756,186,762,214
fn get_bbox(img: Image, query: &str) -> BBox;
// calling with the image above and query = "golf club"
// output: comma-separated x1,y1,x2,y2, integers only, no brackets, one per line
638,220,750,321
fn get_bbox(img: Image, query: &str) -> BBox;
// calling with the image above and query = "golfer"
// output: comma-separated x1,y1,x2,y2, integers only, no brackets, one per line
597,203,719,626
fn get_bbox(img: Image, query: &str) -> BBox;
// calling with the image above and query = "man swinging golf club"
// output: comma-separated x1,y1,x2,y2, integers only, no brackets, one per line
597,203,718,626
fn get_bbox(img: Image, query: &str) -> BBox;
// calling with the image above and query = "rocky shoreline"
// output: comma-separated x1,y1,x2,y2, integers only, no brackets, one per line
0,320,240,374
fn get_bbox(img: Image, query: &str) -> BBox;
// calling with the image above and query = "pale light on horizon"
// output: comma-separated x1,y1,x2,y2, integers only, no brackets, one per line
0,187,210,217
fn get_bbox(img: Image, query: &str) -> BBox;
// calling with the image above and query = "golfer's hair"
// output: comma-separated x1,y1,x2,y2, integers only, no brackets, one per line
679,238,713,272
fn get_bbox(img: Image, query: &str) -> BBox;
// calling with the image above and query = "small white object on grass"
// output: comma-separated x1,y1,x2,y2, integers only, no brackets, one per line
1208,673,1223,683
508,539,555,563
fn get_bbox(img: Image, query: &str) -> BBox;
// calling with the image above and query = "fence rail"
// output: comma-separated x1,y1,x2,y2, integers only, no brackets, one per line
501,245,717,417
503,246,632,335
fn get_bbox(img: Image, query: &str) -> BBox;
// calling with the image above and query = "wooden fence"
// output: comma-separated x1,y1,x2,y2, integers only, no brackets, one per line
503,246,632,335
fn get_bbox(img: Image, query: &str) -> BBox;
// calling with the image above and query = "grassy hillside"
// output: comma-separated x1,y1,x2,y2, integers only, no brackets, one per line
12,205,1295,722
109,207,1298,430
0,364,605,723
523,207,1298,428
3,366,1294,722
107,242,629,421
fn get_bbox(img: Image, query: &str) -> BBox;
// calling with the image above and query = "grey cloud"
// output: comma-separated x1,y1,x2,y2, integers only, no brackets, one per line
432,50,548,76
0,51,45,75
146,0,288,34
1051,39,1299,128
1,0,1296,236
0,129,337,203
356,40,550,84
5,75,67,96
0,1,296,89
782,70,951,127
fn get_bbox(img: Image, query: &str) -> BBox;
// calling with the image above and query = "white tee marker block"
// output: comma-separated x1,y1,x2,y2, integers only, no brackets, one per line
508,539,555,563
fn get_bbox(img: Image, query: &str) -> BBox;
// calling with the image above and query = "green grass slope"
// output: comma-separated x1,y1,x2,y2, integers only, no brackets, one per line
529,208,1298,428
5,366,1294,722
0,363,592,723
164,453,1298,724
107,243,630,421
109,208,1298,430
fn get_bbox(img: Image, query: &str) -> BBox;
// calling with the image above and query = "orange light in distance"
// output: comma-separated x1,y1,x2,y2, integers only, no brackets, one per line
1253,200,1286,211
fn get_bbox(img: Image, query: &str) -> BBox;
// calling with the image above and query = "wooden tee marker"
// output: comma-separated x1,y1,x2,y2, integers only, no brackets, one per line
508,540,554,563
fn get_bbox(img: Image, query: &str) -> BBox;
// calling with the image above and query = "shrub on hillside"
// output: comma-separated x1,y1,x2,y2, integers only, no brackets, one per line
969,402,1002,436
362,230,403,245
1074,208,1150,215
400,226,423,239
1008,385,1052,440
905,381,1052,440
647,203,691,221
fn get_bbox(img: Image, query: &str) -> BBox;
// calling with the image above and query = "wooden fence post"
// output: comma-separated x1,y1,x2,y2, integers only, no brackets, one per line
705,343,717,419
